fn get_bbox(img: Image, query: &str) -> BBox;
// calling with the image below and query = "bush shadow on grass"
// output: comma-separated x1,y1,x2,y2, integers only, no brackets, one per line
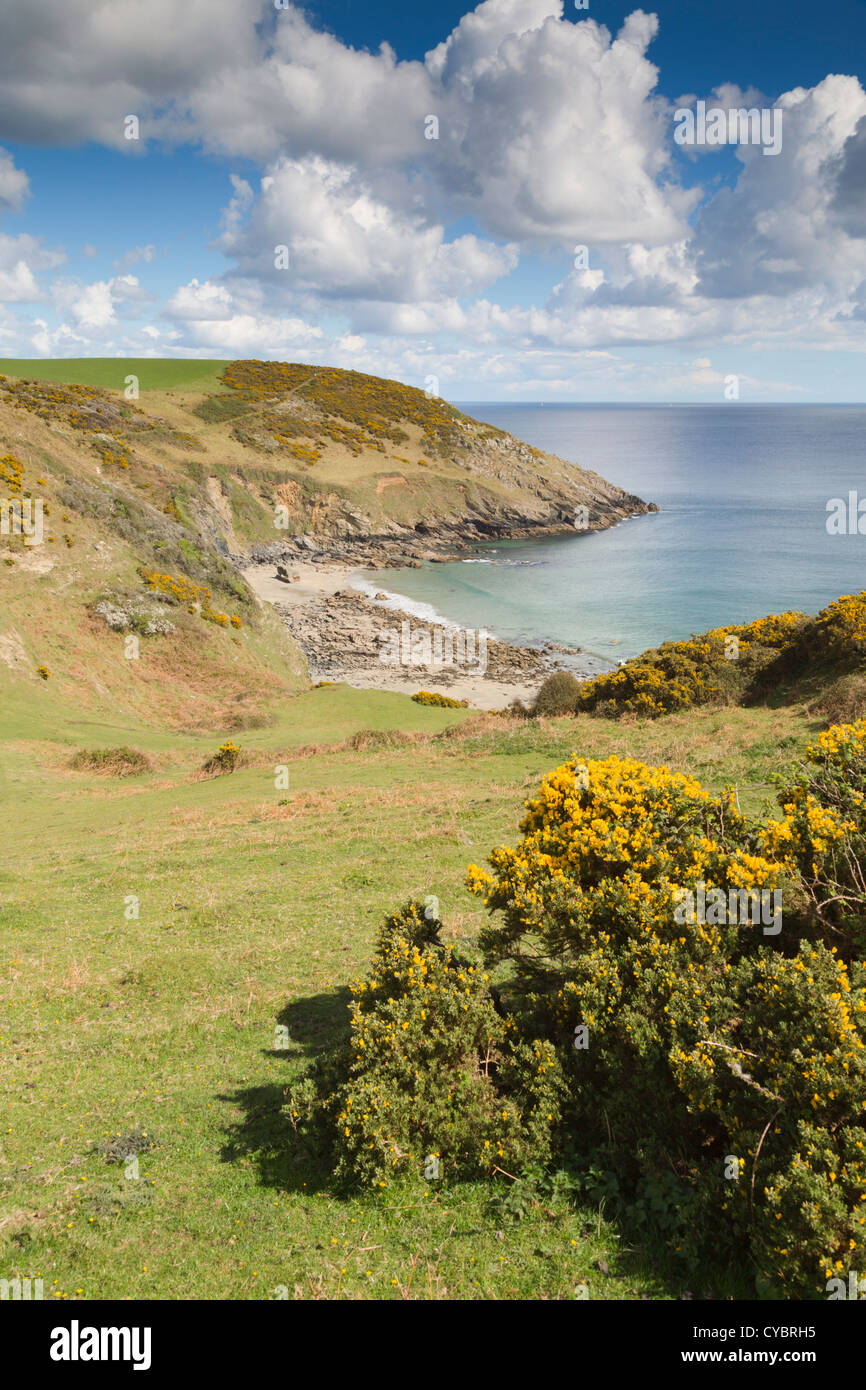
217,991,739,1298
218,986,351,1195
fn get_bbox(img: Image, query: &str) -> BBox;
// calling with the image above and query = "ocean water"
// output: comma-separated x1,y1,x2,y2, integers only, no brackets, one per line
358,404,866,666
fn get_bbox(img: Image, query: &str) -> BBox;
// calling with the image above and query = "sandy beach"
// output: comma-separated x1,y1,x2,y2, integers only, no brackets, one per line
241,559,581,711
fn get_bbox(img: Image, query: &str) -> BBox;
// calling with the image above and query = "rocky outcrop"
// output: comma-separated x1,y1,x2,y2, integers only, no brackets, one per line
275,589,550,687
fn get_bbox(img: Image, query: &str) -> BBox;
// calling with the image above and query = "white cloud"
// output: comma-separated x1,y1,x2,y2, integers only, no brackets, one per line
1,1,866,384
50,273,153,329
0,145,28,211
0,233,64,304
166,278,234,320
113,243,156,269
219,155,518,310
178,312,324,355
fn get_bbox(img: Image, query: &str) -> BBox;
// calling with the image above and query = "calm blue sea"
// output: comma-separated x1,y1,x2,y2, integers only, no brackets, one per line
358,404,866,666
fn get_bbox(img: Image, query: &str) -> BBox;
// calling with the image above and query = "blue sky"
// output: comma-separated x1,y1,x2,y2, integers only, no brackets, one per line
0,0,864,400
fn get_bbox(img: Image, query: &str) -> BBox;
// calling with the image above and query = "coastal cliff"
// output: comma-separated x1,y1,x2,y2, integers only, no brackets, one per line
0,358,656,718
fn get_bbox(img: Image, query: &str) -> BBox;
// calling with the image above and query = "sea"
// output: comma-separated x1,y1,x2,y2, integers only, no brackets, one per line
356,404,866,668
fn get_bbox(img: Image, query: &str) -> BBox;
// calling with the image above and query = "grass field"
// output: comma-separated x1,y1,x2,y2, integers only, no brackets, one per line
0,358,231,393
0,684,818,1300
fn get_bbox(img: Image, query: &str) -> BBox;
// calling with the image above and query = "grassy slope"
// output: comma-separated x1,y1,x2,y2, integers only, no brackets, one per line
0,681,818,1301
0,359,819,1300
0,370,310,728
0,358,232,393
0,360,644,562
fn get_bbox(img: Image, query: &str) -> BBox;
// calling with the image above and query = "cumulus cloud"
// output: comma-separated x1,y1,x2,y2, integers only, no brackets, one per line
0,145,28,211
50,273,153,329
0,232,64,303
176,312,324,356
166,278,234,321
0,2,692,251
426,8,696,247
219,156,518,315
692,76,866,301
2,1,866,383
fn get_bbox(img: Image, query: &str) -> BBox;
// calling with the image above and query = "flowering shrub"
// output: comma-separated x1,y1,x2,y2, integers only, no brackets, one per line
0,452,24,496
289,902,565,1188
286,725,866,1293
577,612,805,718
762,720,866,957
202,741,242,775
411,691,469,708
464,745,866,1295
578,596,866,720
668,942,866,1296
467,756,780,1159
801,592,866,667
138,568,240,630
36,665,50,680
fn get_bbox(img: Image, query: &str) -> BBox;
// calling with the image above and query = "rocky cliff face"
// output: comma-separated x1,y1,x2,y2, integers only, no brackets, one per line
0,361,658,577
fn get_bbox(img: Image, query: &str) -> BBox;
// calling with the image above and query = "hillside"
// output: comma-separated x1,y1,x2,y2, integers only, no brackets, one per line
0,357,656,726
0,357,656,558
0,365,308,731
2,367,863,1301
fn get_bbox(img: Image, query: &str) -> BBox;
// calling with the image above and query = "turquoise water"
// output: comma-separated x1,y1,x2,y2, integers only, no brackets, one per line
359,404,866,665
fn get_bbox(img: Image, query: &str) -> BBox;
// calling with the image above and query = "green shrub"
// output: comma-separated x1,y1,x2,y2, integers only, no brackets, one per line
669,942,866,1297
532,670,581,717
289,902,565,1188
810,672,866,729
69,746,152,776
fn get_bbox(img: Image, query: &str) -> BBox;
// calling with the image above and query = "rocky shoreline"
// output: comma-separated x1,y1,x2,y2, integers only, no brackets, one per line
242,556,614,711
239,497,657,573
236,501,655,709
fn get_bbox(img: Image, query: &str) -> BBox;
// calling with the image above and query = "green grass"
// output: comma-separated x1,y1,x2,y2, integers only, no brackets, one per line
0,358,231,393
0,689,819,1300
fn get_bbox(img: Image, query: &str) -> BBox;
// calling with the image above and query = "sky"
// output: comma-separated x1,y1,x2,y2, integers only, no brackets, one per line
0,0,865,400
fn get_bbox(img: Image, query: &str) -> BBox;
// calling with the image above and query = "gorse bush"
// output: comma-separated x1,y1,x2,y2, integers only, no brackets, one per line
139,567,241,629
464,744,865,1296
577,593,866,720
577,611,805,719
668,942,866,1296
762,720,866,958
411,691,468,708
289,902,565,1188
292,723,866,1297
798,592,866,669
202,741,242,775
532,670,582,717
